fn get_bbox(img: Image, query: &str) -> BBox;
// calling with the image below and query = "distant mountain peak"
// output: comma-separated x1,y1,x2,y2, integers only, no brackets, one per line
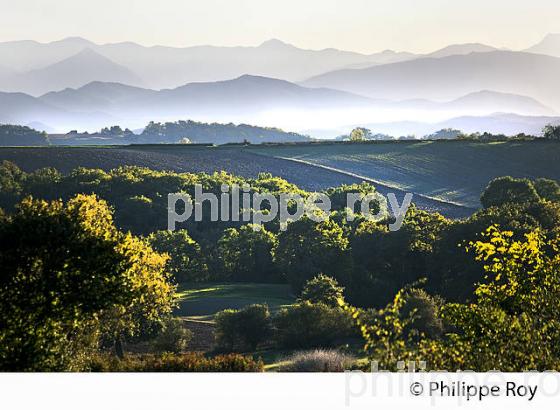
259,38,296,49
427,43,497,58
542,33,560,40
54,48,121,67
52,36,95,46
236,73,277,81
75,47,103,57
526,33,560,57
231,74,291,85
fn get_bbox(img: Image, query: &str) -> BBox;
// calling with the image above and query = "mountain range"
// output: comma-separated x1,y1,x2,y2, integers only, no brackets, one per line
0,37,415,94
303,51,560,112
0,35,557,96
0,75,554,135
1,35,560,137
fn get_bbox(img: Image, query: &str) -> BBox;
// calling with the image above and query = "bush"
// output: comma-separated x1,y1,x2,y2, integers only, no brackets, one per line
215,304,271,351
150,318,192,353
480,176,540,208
400,289,444,340
280,349,355,372
534,178,560,202
88,352,263,372
273,302,356,349
299,274,344,307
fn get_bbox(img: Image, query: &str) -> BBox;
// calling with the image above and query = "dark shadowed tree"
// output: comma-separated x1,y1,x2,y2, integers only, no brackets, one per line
543,124,560,140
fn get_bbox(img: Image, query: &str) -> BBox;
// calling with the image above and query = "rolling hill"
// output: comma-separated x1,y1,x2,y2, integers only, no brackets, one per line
252,140,560,209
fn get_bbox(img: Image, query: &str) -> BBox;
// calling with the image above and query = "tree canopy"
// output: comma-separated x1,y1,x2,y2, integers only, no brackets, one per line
0,194,175,370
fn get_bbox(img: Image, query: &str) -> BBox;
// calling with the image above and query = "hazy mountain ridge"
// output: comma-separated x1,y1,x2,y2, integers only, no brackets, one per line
1,35,559,137
0,37,417,93
424,43,499,58
303,51,560,112
352,113,560,138
3,75,376,132
0,74,553,136
436,90,552,115
525,33,560,57
0,90,115,130
0,36,537,95
39,75,374,120
0,48,144,96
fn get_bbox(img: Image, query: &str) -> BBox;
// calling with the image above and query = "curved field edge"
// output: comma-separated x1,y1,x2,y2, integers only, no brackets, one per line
249,140,560,209
270,154,472,208
0,145,474,217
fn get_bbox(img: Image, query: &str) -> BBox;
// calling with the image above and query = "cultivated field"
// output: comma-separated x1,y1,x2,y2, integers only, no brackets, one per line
0,144,484,217
3,141,557,216
0,145,361,191
251,140,560,208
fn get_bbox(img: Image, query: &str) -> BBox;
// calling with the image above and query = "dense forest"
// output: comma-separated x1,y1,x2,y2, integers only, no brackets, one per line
0,121,310,146
1,159,560,371
0,125,50,146
137,121,309,144
4,122,560,147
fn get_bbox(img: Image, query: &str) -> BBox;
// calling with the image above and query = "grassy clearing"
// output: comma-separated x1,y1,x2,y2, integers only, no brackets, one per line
251,141,560,208
174,282,296,320
174,282,369,369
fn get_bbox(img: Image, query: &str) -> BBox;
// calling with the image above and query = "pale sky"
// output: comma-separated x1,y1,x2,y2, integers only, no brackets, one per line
1,0,559,53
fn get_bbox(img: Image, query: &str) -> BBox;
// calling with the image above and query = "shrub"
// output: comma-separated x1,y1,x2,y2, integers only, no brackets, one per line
480,176,540,208
324,182,380,213
534,178,560,202
88,352,263,372
215,304,271,351
273,302,356,349
299,274,345,307
150,318,192,353
400,288,444,340
280,349,355,372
